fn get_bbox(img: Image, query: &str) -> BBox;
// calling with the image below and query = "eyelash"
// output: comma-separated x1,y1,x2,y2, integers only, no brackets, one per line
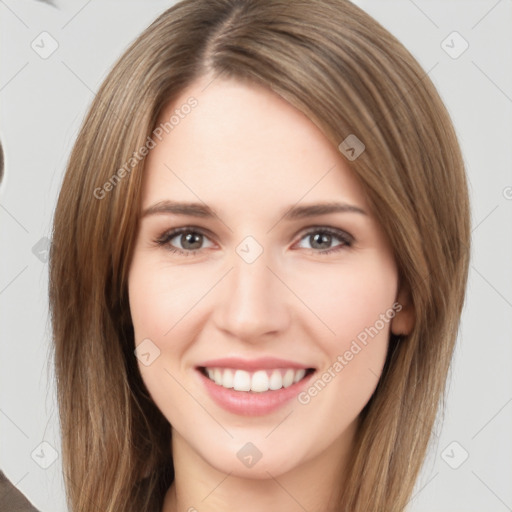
153,226,354,257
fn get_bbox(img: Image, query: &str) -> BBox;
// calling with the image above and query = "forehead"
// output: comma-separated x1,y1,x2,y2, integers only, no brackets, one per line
141,76,368,213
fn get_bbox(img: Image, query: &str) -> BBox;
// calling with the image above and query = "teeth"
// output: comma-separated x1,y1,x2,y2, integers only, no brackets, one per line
233,369,251,391
223,369,234,388
204,367,310,392
269,370,282,390
293,368,306,383
283,369,294,388
251,370,269,392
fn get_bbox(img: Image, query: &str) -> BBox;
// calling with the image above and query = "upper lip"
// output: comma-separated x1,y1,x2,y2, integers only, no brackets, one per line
198,357,314,371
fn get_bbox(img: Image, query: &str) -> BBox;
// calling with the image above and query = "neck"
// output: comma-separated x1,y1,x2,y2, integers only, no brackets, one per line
162,422,357,512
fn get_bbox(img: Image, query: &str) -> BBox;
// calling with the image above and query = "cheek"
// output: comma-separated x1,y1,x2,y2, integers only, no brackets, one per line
128,257,221,414
128,259,207,343
290,254,397,414
128,260,203,420
290,254,398,345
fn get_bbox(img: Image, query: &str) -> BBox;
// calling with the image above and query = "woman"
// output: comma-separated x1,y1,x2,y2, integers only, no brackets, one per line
49,1,470,511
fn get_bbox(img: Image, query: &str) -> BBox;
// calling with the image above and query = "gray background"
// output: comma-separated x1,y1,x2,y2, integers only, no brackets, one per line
1,1,511,511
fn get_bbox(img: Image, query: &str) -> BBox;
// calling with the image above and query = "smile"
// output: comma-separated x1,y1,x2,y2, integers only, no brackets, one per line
196,357,317,415
200,367,315,393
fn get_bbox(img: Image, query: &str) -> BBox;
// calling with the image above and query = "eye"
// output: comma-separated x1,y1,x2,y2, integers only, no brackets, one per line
154,227,215,256
294,227,353,255
154,226,354,257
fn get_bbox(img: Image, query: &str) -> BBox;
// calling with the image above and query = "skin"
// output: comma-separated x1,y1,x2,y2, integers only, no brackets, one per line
128,75,414,512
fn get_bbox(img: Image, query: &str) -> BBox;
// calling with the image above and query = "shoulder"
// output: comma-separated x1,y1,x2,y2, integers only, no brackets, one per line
0,470,40,511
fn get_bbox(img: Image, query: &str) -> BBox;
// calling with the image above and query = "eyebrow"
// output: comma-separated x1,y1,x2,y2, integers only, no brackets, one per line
141,200,367,220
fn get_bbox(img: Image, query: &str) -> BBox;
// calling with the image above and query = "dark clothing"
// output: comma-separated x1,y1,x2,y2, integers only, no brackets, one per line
0,471,39,512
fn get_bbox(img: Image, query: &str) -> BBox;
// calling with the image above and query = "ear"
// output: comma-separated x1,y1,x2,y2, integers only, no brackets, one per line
391,286,415,336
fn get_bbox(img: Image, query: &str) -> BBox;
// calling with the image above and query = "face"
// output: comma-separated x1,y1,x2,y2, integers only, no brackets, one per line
128,75,412,479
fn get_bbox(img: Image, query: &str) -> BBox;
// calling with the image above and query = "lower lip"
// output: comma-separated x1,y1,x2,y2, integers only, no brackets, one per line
196,368,315,416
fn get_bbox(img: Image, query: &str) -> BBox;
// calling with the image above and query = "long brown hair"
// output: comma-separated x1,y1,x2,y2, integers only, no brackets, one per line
49,1,470,510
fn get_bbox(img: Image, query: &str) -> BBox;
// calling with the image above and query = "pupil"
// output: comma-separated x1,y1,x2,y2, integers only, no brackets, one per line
182,232,202,250
311,233,331,249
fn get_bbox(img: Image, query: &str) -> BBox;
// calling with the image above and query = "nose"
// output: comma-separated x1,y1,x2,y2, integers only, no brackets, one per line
212,249,291,343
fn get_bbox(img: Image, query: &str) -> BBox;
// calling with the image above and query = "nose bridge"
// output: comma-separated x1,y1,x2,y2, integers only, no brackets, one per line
213,242,289,340
233,251,272,305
